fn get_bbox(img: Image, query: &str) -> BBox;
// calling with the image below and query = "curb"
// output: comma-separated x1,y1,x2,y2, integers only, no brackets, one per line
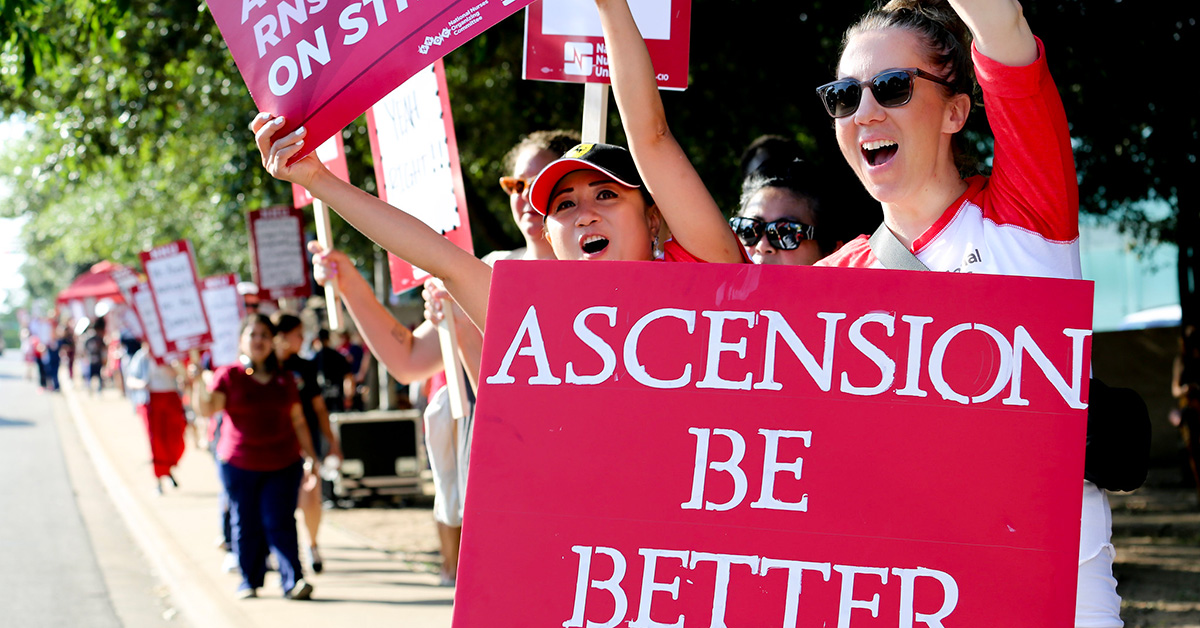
61,384,252,628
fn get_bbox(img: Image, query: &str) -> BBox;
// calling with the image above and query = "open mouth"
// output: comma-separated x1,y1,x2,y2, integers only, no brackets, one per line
861,139,898,167
581,234,610,255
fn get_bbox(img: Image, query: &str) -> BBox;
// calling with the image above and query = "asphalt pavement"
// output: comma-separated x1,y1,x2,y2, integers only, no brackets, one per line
0,350,454,627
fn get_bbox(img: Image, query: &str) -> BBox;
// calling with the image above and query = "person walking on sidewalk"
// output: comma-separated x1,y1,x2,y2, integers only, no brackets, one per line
272,313,342,575
81,317,107,394
125,344,187,494
193,313,320,601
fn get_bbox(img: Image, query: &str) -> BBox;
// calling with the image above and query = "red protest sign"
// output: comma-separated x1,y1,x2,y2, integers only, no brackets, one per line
365,60,473,294
455,262,1092,627
523,0,692,91
207,0,537,161
200,273,245,369
291,132,351,208
247,205,313,301
139,240,213,354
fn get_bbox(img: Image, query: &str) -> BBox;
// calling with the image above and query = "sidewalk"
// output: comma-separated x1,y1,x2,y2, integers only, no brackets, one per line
61,382,455,628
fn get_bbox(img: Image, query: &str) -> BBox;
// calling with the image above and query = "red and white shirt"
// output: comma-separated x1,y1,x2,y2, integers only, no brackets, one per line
818,38,1081,282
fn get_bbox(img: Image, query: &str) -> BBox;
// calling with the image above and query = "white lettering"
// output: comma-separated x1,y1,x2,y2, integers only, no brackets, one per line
268,55,298,96
928,323,972,404
254,15,281,58
968,324,1013,403
892,567,960,628
276,0,307,37
241,0,267,24
339,4,369,45
760,558,832,627
364,0,388,25
835,565,890,628
680,428,747,512
696,311,756,391
1004,326,1091,409
840,312,896,396
296,26,330,79
629,549,689,628
485,306,562,385
755,311,845,392
624,308,695,389
896,315,933,397
689,552,759,628
750,429,811,512
563,546,628,628
566,306,617,385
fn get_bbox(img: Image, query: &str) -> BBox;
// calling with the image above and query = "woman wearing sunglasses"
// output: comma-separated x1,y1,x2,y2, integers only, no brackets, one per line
492,130,581,264
730,163,844,266
813,0,1119,625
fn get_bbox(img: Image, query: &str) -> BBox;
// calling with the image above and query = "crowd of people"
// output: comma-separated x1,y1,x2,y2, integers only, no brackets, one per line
250,0,1132,624
18,299,380,600
12,0,1166,622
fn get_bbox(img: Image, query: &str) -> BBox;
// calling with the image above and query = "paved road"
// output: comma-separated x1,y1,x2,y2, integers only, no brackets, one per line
0,350,174,627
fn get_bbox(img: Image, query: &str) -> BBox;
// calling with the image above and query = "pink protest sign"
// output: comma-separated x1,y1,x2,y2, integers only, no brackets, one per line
455,261,1093,627
365,60,473,294
247,205,313,301
138,240,213,354
207,0,537,161
291,132,350,208
523,0,691,91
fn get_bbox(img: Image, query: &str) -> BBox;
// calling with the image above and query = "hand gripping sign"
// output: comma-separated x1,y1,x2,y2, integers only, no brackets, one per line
284,135,347,328
207,0,538,161
139,240,213,355
455,261,1093,628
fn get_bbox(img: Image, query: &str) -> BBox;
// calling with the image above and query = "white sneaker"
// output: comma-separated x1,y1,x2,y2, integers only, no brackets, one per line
222,552,239,574
286,579,313,600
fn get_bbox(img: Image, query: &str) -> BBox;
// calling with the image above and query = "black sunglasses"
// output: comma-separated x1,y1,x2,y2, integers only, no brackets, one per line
729,216,816,251
815,68,954,118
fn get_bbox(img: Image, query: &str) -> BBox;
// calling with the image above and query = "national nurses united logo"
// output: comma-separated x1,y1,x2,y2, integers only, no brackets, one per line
563,42,593,76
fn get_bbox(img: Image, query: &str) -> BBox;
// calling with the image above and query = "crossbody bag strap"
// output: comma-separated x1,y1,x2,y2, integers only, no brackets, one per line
867,222,929,271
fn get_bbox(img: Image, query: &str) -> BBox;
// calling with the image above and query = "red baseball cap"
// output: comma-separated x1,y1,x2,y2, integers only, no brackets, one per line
528,143,644,215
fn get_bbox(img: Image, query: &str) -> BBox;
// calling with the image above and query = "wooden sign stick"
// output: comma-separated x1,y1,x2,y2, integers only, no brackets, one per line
436,301,471,421
313,198,343,330
582,83,610,144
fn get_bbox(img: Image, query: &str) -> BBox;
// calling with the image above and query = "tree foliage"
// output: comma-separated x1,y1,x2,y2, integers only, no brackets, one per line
1,0,1197,323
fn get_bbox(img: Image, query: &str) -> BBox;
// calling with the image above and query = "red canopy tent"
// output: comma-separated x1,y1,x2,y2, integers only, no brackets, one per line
56,261,131,305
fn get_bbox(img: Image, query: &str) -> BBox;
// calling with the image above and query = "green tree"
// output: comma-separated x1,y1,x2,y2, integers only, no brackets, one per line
3,0,1196,330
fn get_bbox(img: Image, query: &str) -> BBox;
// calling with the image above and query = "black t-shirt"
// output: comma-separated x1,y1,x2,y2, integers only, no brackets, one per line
282,354,322,436
313,347,350,409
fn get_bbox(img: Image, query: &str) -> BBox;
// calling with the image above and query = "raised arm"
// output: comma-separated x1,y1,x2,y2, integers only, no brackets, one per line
594,0,742,263
252,114,493,330
310,243,446,384
948,0,1037,66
